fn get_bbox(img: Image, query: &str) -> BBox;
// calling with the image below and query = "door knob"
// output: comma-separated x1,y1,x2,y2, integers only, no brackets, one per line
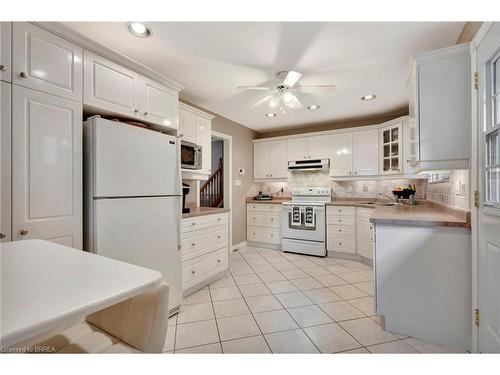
19,72,28,78
20,229,29,235
0,65,7,72
0,232,6,239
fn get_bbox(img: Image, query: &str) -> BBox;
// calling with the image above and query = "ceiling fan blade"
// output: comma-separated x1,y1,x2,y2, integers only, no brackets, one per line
283,71,303,88
251,95,274,108
294,84,336,92
237,86,272,91
283,92,303,110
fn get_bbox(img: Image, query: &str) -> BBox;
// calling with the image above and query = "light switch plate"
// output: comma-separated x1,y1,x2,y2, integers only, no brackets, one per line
234,179,242,187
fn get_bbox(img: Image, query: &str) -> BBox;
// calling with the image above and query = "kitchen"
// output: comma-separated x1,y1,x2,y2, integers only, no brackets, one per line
1,15,500,364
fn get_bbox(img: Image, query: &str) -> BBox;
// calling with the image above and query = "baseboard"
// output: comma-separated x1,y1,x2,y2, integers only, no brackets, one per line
231,241,247,252
246,241,282,250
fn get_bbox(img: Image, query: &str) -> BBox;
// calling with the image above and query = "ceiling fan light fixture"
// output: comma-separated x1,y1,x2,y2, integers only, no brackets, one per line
307,105,320,110
127,22,152,38
361,94,376,102
266,113,276,118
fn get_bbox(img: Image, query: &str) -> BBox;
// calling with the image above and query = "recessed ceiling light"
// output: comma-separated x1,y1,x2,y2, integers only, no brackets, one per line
307,105,320,110
361,94,376,101
127,22,152,38
266,113,276,118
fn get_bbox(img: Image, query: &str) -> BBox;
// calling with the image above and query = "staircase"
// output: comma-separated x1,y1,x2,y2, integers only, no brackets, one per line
200,158,224,208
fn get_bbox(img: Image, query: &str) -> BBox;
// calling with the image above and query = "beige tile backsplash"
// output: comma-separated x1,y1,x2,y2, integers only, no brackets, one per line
426,169,470,209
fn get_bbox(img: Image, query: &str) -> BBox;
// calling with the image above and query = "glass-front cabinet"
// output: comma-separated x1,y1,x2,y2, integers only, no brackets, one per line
379,122,403,174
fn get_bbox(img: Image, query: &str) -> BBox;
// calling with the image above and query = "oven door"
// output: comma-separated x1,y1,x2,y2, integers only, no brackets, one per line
181,141,202,169
281,203,325,242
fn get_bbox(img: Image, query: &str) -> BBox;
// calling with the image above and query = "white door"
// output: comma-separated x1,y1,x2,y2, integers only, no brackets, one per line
269,140,288,179
308,135,330,159
139,76,178,130
253,142,269,179
90,118,180,197
287,137,308,161
178,108,196,143
0,82,11,242
353,129,379,175
330,133,353,176
93,196,182,313
1,22,12,82
83,50,140,117
12,85,82,248
476,22,500,353
12,23,83,101
196,116,212,175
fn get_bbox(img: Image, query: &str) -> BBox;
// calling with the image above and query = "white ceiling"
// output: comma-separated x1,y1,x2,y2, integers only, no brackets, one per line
64,22,464,132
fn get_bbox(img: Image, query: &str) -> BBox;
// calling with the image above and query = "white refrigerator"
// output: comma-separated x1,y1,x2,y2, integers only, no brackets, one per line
83,116,182,315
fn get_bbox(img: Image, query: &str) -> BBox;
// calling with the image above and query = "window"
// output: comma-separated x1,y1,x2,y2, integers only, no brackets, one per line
485,55,500,207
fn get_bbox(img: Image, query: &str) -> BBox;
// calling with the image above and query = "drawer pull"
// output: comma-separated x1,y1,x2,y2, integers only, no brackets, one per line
217,218,222,221
191,243,196,247
338,219,342,222
217,259,221,263
191,270,196,275
191,222,196,226
270,234,274,237
217,235,221,239
270,218,274,222
253,232,256,235
253,217,256,220
338,229,342,232
339,242,343,246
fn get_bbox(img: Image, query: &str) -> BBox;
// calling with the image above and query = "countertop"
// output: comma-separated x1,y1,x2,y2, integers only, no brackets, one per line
0,240,162,347
369,201,470,228
246,197,291,204
182,205,231,218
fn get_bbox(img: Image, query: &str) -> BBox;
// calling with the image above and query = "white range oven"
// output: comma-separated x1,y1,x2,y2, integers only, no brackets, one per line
281,187,331,257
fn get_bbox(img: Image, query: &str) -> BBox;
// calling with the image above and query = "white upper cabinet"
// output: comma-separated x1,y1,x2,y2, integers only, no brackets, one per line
179,103,214,176
13,23,83,101
287,135,330,161
253,142,268,179
178,108,197,143
330,133,353,177
1,22,12,82
1,82,11,242
196,116,212,175
287,138,308,161
269,141,288,179
12,85,82,249
139,76,178,130
379,122,402,175
353,129,379,175
254,140,288,179
84,50,140,117
410,43,470,170
307,135,330,160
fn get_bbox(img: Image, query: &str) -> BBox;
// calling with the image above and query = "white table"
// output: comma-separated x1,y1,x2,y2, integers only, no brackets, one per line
0,239,162,347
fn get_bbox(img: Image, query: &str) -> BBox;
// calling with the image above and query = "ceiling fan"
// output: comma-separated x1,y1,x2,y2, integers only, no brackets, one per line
237,71,336,114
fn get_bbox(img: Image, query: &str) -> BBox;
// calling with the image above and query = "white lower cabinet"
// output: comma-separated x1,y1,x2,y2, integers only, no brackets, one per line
12,85,82,248
247,203,281,245
181,212,229,295
326,205,374,261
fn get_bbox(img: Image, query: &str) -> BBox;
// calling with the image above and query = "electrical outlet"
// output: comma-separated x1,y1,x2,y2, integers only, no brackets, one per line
234,179,242,187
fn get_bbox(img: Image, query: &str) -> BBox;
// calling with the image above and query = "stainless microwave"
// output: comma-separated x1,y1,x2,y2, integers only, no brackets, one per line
181,140,202,170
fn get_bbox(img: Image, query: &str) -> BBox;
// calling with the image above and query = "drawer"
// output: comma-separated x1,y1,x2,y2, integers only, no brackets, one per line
183,248,228,289
328,237,356,254
247,226,281,245
182,212,228,233
328,224,355,237
356,207,373,220
327,206,355,217
247,211,280,228
247,203,280,212
182,225,228,260
327,215,355,226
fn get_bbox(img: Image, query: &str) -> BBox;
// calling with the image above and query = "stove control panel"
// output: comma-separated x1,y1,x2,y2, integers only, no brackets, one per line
292,187,331,196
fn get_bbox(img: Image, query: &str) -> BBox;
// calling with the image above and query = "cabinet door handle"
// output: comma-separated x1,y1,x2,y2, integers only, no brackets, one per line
217,235,221,239
0,65,7,72
143,111,148,116
339,242,343,246
20,229,29,235
133,108,139,113
354,171,358,174
19,72,28,78
338,219,342,222
0,232,6,239
270,218,273,222
191,222,196,226
191,243,196,246
217,217,222,221
338,229,342,232
217,259,221,263
191,270,196,275
349,171,352,175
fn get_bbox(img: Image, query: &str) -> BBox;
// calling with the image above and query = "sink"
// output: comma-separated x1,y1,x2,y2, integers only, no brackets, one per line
359,202,376,205
377,202,398,207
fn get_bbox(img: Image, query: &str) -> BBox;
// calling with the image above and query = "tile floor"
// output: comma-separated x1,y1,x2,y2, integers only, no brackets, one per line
164,246,464,354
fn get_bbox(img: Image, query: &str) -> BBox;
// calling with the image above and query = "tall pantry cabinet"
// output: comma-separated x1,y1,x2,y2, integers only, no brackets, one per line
1,22,83,248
